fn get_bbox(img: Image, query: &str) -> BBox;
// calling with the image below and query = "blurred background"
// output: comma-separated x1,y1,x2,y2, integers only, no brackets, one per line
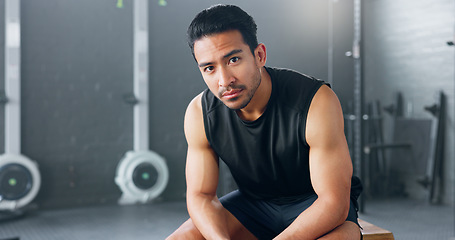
0,0,453,239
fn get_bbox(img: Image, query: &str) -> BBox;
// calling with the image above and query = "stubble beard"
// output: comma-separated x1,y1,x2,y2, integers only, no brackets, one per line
219,69,262,111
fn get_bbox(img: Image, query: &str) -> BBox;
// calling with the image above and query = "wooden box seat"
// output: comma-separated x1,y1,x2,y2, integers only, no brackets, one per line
359,219,394,240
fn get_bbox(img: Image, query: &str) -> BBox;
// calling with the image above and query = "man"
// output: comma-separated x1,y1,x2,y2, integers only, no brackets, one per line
168,4,362,240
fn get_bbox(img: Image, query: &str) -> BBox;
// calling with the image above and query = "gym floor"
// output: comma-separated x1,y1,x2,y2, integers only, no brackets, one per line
0,197,452,240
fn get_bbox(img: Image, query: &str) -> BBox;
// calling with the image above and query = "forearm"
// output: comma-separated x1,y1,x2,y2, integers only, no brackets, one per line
274,197,349,240
187,193,231,240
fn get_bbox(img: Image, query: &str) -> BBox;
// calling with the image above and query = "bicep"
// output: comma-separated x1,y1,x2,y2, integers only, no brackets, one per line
184,95,220,197
306,85,352,201
185,145,219,196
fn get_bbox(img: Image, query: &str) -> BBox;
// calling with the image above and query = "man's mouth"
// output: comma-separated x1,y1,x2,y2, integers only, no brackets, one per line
221,89,243,99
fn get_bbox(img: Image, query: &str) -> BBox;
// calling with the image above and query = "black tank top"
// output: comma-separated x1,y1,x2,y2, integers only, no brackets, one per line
201,67,325,203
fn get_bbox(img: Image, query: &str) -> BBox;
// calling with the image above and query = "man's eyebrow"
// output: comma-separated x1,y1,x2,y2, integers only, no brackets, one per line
198,62,212,68
198,49,243,68
223,49,243,59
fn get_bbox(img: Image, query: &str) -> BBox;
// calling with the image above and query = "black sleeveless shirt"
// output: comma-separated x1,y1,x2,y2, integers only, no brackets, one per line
201,67,325,203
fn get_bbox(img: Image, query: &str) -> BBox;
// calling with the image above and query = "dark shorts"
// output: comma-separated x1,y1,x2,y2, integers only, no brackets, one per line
220,190,360,240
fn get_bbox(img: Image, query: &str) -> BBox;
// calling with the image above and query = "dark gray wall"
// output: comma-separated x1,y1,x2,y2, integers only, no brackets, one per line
364,0,454,203
0,0,355,208
0,1,4,153
21,0,134,208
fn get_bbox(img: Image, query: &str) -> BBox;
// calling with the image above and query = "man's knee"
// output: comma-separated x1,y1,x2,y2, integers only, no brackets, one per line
166,219,203,240
318,221,361,240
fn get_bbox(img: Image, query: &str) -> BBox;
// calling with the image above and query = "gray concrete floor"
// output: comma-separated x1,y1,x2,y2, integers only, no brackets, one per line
359,198,454,240
0,198,453,240
0,201,189,240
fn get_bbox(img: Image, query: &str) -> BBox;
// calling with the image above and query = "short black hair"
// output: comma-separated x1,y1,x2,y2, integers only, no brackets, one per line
187,4,258,58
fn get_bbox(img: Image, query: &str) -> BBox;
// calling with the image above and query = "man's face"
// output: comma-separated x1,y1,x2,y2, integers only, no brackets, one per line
193,30,263,110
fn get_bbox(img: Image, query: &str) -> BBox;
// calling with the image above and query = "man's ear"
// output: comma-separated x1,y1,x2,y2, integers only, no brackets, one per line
255,43,267,67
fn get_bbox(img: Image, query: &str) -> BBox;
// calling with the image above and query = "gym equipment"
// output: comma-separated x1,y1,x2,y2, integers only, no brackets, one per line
0,154,40,210
115,0,169,205
383,92,404,118
386,118,432,196
115,151,168,204
362,91,444,203
419,91,446,204
340,0,365,208
0,0,41,212
346,0,365,211
363,101,388,197
389,119,432,176
363,98,413,198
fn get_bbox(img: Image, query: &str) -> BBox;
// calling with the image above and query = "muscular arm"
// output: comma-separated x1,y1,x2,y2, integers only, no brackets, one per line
184,93,231,240
275,85,353,239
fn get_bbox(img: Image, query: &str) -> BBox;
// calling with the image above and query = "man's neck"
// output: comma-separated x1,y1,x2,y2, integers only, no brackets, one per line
236,67,272,121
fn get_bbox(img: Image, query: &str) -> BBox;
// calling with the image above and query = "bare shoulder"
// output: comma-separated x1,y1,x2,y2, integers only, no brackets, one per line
306,85,345,146
184,92,208,147
185,92,204,119
311,84,340,109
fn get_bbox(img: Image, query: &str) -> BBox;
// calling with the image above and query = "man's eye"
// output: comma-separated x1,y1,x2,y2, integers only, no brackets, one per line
204,66,214,72
229,57,239,64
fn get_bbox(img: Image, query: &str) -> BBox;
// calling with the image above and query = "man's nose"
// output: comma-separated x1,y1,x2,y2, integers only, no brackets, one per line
218,67,234,87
